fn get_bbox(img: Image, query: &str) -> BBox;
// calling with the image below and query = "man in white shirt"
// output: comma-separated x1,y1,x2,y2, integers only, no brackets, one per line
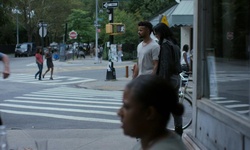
133,21,160,78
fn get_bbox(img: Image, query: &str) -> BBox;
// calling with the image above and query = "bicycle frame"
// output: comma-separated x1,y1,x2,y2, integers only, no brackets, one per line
178,71,193,130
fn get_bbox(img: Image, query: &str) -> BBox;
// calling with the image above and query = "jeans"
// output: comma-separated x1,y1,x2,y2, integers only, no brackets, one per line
35,63,43,79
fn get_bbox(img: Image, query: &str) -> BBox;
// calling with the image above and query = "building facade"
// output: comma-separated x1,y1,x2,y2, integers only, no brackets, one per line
189,0,250,149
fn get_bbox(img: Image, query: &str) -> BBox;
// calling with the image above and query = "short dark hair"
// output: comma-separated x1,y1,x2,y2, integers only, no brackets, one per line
138,21,153,33
183,44,189,52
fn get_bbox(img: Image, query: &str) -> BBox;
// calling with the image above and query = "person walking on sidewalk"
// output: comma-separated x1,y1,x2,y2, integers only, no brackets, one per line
97,46,103,63
118,75,186,150
181,44,191,72
132,21,160,79
153,22,183,136
42,47,54,80
0,52,10,79
35,47,43,80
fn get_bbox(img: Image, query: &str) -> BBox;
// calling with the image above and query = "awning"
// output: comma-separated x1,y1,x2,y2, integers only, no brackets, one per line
150,0,193,27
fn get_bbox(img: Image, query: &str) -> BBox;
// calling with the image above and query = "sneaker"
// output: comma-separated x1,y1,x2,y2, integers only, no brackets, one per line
175,126,183,136
50,77,53,80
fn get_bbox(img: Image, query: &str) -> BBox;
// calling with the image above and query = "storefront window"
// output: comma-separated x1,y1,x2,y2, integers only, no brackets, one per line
205,0,250,118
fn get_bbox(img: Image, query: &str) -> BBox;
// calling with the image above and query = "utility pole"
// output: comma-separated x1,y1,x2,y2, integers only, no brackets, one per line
16,12,19,44
95,0,99,63
109,0,114,45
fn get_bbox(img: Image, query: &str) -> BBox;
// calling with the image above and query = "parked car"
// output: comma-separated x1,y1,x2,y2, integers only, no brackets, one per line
15,42,36,57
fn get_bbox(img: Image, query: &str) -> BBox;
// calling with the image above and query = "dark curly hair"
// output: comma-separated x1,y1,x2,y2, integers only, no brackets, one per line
126,75,184,125
138,21,153,34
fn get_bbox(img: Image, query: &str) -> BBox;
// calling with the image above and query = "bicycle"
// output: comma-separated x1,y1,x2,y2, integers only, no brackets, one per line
179,71,193,129
168,71,193,130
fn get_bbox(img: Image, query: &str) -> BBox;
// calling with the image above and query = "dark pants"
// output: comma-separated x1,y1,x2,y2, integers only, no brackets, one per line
171,75,183,135
35,63,43,79
181,64,189,72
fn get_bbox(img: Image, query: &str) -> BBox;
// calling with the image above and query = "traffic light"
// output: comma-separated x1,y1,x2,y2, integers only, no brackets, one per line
105,23,125,35
106,24,113,34
116,25,125,33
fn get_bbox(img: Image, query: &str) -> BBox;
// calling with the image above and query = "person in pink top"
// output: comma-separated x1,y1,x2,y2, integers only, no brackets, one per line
35,47,43,80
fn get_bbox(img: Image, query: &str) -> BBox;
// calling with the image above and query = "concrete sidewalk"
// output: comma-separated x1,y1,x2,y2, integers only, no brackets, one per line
7,129,136,150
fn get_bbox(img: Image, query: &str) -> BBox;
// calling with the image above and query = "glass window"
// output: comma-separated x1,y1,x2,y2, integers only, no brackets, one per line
204,0,250,118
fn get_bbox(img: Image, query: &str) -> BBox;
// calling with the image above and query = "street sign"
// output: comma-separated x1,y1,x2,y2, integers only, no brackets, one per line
69,30,77,39
38,23,48,28
39,27,47,37
102,1,119,9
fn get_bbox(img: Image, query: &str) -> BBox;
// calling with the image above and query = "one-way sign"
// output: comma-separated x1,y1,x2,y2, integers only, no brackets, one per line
102,1,119,9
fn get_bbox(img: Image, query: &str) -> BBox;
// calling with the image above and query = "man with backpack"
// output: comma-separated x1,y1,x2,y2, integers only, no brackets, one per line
153,23,183,136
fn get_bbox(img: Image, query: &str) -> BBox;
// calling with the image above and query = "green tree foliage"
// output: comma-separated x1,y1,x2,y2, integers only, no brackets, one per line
67,9,95,43
0,0,175,47
125,0,175,20
112,9,142,45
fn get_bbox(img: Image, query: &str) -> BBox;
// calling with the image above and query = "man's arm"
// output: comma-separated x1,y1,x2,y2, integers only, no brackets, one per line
0,53,10,79
152,60,159,75
132,63,138,79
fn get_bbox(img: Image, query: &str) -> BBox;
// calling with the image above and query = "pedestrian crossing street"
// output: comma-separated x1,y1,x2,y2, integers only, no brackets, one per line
0,87,123,124
2,73,96,85
3,73,249,86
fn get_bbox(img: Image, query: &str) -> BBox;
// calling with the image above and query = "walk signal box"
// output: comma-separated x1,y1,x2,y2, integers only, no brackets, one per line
105,23,125,35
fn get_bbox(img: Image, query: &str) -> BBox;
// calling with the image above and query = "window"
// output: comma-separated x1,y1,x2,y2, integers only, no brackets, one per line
204,0,250,118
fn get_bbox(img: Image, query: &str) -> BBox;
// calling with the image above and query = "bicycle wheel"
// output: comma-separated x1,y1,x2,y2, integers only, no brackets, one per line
167,95,192,130
182,96,192,129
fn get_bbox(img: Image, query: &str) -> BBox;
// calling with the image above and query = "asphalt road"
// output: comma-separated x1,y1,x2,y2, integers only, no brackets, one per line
0,55,132,130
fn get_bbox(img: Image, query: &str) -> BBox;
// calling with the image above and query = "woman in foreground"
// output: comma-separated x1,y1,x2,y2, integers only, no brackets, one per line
117,75,186,150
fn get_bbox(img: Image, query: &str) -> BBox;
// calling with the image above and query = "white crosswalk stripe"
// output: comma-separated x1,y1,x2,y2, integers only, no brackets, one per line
211,97,250,115
0,87,123,124
3,73,96,85
216,73,250,82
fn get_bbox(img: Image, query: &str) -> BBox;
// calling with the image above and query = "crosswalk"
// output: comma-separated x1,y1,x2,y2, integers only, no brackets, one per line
216,73,250,82
210,96,250,116
1,73,96,85
0,87,123,124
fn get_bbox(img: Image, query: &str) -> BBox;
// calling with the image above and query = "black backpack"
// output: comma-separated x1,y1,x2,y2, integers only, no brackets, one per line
166,40,182,74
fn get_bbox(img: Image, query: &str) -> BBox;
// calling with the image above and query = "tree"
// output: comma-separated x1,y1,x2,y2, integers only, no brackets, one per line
125,0,175,19
67,9,95,43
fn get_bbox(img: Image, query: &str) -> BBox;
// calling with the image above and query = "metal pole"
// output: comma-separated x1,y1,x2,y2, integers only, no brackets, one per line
42,21,44,52
16,13,19,44
64,23,67,44
109,0,114,45
95,0,98,62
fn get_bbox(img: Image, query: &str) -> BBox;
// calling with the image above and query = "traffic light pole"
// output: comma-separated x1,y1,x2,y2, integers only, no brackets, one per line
106,0,116,80
109,1,114,45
